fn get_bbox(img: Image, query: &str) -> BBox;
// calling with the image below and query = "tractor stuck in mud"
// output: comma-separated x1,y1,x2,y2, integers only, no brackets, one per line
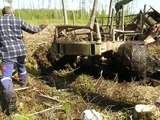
34,0,160,81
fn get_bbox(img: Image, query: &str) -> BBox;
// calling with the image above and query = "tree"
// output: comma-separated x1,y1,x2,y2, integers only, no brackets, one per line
81,0,85,19
88,0,98,28
5,0,13,6
48,0,51,9
62,0,68,25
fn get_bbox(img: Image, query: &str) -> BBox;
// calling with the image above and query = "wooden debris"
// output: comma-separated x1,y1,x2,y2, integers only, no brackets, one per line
14,87,30,91
30,105,62,115
42,102,52,107
36,94,60,103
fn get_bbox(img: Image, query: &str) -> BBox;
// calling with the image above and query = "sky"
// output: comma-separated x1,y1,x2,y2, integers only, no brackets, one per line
1,0,160,14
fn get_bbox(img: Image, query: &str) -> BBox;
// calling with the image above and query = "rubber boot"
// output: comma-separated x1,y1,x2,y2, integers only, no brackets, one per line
18,73,27,86
1,79,17,115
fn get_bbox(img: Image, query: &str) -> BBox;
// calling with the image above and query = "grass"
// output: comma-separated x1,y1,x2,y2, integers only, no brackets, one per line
72,75,160,104
25,18,89,26
11,114,35,120
1,61,159,119
63,102,71,114
69,74,160,119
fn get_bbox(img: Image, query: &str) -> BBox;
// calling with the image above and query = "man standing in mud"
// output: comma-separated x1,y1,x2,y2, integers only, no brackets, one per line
0,6,45,115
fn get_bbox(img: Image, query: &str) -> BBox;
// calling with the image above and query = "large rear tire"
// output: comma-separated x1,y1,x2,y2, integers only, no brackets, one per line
114,41,146,80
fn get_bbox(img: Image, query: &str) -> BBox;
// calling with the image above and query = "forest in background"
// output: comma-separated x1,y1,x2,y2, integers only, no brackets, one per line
1,0,137,25
13,9,106,25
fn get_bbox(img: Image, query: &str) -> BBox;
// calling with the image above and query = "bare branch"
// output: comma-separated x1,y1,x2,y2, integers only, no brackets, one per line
14,87,30,91
30,105,62,115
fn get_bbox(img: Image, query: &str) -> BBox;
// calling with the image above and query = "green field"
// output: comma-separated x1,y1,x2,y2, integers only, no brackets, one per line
13,9,95,25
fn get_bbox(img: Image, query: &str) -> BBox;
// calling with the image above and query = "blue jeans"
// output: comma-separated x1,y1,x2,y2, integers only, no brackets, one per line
1,56,27,92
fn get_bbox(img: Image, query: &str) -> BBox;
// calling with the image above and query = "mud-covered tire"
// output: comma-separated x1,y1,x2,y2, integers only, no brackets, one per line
114,41,146,80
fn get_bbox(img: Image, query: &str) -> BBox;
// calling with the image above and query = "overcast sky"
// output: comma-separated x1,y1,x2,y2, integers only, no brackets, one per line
1,0,160,14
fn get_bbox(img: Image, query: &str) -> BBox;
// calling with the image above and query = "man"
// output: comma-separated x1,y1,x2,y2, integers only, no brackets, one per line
0,6,45,115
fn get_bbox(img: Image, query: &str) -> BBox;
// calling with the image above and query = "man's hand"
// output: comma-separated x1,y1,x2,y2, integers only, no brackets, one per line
39,24,48,29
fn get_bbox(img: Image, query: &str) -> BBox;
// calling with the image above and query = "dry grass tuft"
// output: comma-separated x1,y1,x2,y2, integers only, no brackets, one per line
70,75,160,119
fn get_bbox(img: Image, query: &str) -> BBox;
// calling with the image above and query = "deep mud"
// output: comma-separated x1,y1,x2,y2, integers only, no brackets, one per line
34,40,160,83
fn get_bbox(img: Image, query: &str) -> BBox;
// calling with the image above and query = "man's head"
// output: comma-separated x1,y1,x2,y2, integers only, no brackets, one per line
2,6,14,15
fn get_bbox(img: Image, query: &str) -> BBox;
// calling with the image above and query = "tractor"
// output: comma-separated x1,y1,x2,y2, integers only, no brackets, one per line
47,0,160,80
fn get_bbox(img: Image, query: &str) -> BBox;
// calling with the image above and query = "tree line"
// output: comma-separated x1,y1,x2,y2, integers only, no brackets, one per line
1,0,137,24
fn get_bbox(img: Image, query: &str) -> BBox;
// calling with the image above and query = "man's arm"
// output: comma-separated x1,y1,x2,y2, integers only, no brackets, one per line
21,20,42,34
